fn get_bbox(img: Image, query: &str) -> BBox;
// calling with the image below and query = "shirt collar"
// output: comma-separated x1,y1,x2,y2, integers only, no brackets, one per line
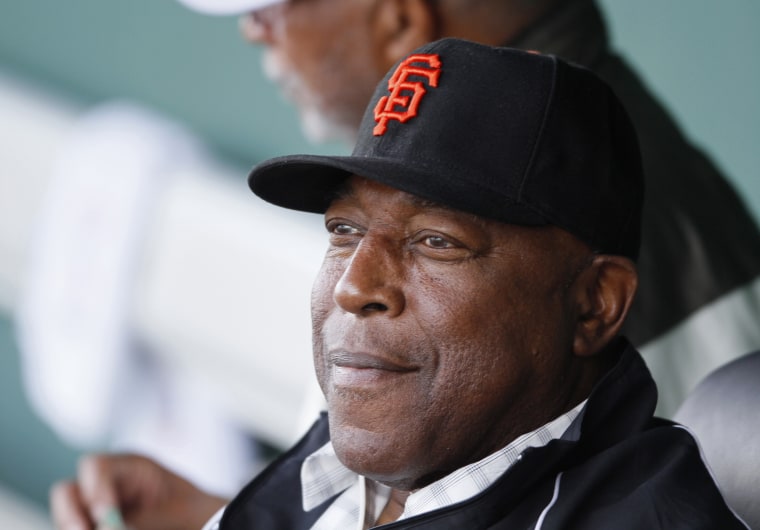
301,441,358,512
301,400,586,517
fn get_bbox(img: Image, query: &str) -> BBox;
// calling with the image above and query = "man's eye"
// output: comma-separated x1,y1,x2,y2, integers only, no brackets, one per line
331,223,359,235
424,235,454,249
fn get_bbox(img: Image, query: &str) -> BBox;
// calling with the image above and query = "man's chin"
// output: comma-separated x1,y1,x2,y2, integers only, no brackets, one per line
330,425,418,490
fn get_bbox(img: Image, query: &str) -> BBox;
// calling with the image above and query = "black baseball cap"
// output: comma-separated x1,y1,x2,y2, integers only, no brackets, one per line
249,38,644,260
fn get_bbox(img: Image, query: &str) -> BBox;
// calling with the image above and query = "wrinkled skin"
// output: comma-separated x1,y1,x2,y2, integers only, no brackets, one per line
311,176,600,491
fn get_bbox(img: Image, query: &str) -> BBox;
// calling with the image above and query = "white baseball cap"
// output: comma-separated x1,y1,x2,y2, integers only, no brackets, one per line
177,0,284,16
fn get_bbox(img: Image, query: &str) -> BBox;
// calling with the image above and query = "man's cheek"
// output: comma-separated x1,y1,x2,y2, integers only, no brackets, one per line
311,259,339,308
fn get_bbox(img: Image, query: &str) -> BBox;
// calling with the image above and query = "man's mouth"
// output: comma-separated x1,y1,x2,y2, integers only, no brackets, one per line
329,351,417,388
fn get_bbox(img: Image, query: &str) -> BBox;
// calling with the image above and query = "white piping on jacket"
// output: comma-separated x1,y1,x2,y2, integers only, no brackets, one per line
535,472,564,530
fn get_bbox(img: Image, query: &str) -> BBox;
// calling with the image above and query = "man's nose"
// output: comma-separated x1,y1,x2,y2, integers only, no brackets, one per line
333,237,405,317
239,3,284,44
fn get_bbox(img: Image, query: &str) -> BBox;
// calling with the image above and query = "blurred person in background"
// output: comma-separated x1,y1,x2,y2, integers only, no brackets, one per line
178,0,760,416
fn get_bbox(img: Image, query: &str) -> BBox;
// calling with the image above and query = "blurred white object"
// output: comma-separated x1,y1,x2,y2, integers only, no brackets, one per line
16,100,204,446
5,88,320,493
642,275,760,417
176,0,283,16
0,71,325,487
131,164,325,450
0,72,78,311
9,95,292,495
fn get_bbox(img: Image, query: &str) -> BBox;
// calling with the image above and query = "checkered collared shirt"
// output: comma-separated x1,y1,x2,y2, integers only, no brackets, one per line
303,400,586,530
201,401,585,530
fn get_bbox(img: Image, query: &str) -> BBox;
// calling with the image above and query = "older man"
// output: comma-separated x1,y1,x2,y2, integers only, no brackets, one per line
179,0,760,415
52,39,746,530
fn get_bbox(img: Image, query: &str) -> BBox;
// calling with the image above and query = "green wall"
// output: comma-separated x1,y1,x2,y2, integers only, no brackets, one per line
599,0,760,221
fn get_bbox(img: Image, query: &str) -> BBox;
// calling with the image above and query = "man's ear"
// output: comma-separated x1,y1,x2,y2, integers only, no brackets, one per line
370,0,439,70
573,255,638,357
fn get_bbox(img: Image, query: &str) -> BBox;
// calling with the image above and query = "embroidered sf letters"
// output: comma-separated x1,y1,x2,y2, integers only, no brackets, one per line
373,54,441,136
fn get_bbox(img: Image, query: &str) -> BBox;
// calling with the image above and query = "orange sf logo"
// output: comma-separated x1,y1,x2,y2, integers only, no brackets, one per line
373,53,441,136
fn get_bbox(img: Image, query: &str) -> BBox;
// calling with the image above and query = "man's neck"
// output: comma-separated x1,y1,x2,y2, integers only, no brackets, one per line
375,489,411,526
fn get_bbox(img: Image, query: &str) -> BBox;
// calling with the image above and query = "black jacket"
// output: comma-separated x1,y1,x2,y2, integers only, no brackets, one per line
219,339,747,529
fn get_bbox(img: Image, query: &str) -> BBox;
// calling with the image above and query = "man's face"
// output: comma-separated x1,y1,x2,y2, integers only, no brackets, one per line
240,0,385,142
311,176,595,490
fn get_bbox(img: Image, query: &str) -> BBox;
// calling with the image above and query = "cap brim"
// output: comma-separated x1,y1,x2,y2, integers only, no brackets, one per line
248,154,549,227
176,0,283,15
